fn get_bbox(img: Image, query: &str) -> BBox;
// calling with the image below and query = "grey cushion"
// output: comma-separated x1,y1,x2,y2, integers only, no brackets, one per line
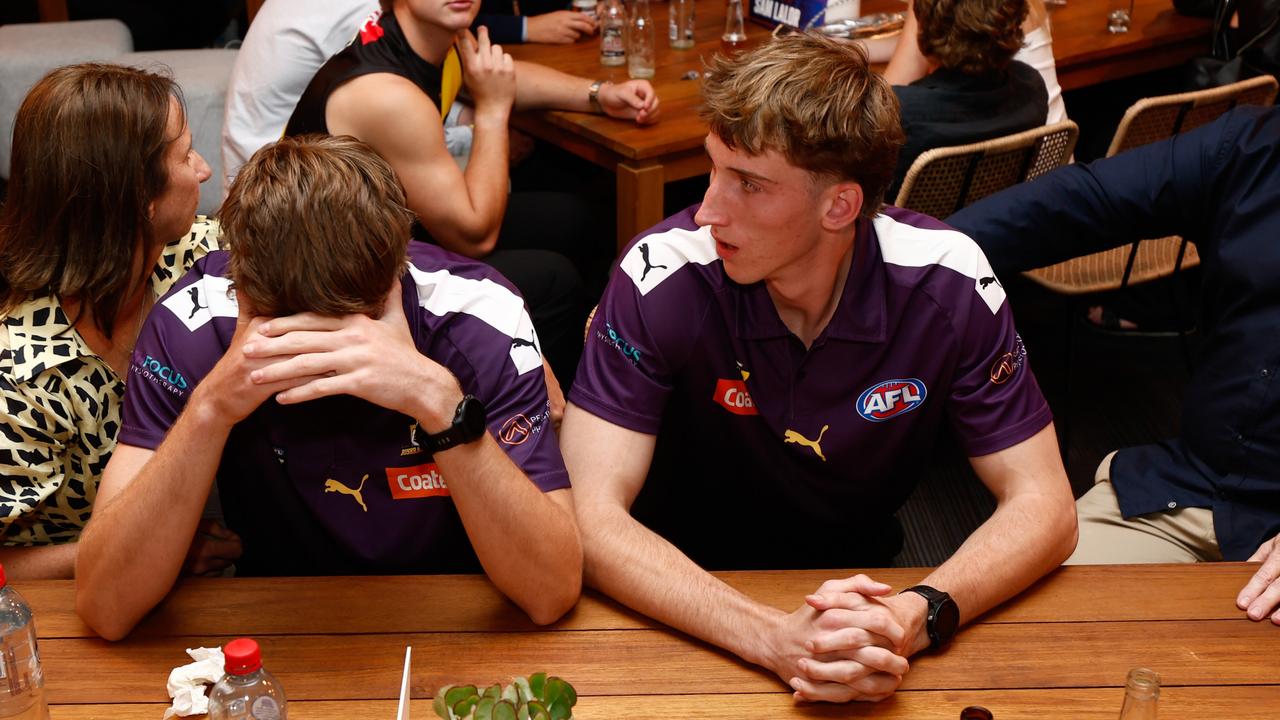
118,49,238,216
0,19,134,178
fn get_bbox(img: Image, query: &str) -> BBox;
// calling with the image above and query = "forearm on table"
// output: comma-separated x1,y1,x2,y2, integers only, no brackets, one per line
0,542,78,579
75,402,231,640
912,488,1077,642
512,60,591,112
441,437,582,624
580,502,784,667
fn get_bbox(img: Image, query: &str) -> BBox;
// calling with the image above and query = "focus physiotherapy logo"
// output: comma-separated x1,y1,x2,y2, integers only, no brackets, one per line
131,352,189,396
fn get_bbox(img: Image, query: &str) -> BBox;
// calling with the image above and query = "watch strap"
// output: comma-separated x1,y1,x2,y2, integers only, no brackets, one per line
901,585,956,651
421,395,485,453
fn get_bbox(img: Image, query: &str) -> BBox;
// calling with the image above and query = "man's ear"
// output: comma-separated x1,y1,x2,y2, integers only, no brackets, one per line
821,181,864,233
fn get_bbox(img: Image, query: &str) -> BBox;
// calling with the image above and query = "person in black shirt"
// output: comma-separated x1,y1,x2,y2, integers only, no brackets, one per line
881,0,1048,198
948,106,1280,628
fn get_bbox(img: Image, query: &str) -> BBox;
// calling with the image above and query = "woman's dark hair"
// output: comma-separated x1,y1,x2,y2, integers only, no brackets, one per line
915,0,1029,75
0,63,183,337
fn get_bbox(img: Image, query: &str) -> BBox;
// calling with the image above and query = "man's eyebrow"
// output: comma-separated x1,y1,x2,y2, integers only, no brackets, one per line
703,139,778,185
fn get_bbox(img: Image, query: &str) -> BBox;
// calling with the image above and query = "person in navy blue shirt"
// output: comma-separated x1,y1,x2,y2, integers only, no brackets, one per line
948,106,1280,627
561,34,1078,705
74,135,582,640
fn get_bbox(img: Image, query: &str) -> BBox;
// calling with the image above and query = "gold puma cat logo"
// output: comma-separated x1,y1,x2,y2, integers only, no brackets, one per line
784,425,829,462
324,474,369,513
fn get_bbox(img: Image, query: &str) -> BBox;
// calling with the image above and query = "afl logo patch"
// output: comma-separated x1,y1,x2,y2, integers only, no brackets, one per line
857,378,927,422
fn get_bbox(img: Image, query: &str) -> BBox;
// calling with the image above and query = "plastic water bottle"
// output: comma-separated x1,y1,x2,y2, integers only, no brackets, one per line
0,565,49,720
208,638,288,720
600,0,627,66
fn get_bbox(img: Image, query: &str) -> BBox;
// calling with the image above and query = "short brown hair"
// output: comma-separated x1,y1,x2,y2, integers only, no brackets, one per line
915,0,1028,75
0,63,182,337
220,134,413,318
700,33,904,217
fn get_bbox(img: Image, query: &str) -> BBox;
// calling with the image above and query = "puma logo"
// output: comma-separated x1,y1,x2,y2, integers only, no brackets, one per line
979,276,1000,290
187,285,207,319
784,425,829,462
512,333,540,354
639,243,668,281
324,474,369,513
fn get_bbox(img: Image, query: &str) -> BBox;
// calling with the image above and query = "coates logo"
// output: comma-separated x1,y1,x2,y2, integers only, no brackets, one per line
386,463,449,500
713,378,759,415
856,378,927,422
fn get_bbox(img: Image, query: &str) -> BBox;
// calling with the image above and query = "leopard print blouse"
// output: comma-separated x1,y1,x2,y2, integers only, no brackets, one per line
0,219,220,545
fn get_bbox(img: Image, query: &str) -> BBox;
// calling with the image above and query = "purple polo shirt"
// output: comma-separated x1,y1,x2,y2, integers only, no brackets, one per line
570,205,1051,568
120,243,568,576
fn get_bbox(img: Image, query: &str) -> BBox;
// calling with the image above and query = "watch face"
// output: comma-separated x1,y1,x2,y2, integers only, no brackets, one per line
459,396,488,439
934,596,960,644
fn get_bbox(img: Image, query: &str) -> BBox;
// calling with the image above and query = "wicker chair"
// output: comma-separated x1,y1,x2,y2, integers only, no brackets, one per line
1024,75,1279,297
894,120,1079,220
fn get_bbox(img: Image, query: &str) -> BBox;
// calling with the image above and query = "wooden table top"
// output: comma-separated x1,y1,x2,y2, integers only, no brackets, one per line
34,563,1280,718
506,0,1212,165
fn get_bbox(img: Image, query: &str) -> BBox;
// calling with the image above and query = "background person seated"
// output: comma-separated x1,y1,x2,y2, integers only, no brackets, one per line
948,106,1280,627
883,0,1048,196
0,63,217,578
75,135,581,640
222,0,596,192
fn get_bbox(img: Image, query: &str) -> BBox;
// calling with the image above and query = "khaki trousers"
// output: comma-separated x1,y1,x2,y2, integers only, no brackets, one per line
1065,451,1223,564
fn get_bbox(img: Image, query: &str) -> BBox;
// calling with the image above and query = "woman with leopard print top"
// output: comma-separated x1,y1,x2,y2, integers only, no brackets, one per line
0,64,219,577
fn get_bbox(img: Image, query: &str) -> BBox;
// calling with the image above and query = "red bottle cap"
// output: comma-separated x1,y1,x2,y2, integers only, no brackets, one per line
223,638,263,675
0,563,7,589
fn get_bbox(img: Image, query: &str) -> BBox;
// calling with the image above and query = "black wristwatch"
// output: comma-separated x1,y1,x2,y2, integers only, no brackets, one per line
901,585,959,651
421,395,487,453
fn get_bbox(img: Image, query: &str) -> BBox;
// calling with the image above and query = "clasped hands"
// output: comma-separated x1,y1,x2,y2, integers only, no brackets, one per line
767,574,926,703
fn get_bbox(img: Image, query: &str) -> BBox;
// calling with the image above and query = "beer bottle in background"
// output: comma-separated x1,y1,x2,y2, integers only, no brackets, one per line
628,0,657,78
1119,667,1160,720
600,0,627,66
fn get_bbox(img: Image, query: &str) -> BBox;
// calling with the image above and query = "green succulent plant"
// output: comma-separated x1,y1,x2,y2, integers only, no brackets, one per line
433,673,577,720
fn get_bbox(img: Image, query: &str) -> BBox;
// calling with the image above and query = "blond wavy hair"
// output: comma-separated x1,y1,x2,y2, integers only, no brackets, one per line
220,134,414,318
700,33,904,217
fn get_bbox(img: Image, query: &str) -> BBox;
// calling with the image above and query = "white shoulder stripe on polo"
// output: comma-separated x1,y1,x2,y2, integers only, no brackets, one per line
872,214,1006,314
408,263,541,375
162,275,238,332
620,224,718,296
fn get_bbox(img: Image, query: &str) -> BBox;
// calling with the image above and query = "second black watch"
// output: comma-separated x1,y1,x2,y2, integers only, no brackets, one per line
421,395,487,453
901,585,959,651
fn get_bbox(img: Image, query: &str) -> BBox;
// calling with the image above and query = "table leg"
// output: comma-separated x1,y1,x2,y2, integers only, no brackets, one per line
616,162,665,253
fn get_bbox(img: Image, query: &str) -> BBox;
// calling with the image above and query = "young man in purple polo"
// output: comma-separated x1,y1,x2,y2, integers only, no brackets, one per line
560,34,1078,704
75,135,582,640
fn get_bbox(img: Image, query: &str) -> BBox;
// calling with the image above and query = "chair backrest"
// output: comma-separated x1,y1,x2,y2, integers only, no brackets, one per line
1106,74,1279,157
893,120,1079,220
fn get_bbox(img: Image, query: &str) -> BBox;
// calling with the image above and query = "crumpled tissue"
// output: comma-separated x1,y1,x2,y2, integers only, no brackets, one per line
163,646,225,719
